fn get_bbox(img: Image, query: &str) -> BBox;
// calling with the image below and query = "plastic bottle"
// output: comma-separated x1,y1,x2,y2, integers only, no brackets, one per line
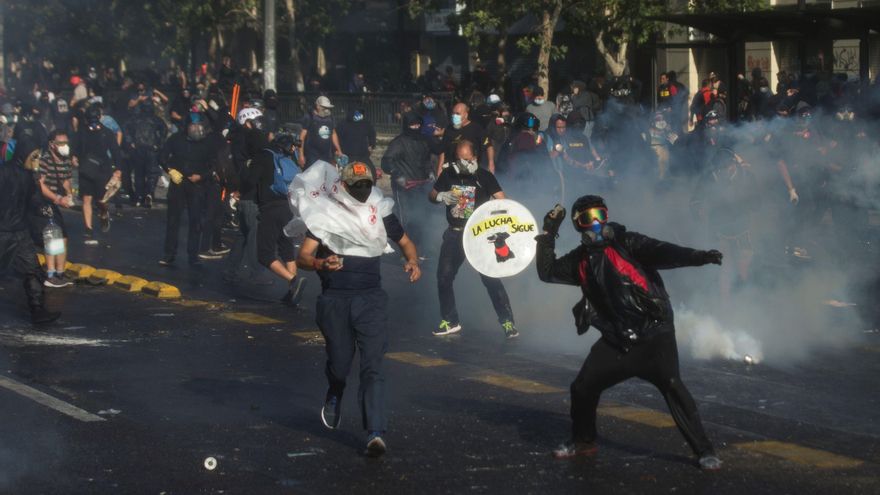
43,218,65,256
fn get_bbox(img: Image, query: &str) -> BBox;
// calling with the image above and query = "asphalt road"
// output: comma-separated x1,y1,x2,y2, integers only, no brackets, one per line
0,205,878,494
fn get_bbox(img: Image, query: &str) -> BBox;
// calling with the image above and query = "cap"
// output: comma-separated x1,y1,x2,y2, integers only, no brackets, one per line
341,162,373,185
316,95,334,109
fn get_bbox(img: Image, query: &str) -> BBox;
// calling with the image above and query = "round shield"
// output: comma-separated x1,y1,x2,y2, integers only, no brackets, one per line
463,199,538,278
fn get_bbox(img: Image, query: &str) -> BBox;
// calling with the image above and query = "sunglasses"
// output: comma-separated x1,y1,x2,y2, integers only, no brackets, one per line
573,207,608,227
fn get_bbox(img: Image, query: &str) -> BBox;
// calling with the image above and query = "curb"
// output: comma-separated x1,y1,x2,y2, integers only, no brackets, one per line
39,255,181,300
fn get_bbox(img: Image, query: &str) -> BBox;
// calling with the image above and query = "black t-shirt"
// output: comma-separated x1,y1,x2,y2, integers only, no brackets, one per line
432,167,502,228
302,112,336,166
307,214,405,294
440,121,490,165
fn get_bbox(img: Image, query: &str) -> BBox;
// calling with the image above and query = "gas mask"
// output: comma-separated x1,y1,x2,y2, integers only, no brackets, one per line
454,158,478,175
187,122,208,141
571,198,613,246
346,179,373,203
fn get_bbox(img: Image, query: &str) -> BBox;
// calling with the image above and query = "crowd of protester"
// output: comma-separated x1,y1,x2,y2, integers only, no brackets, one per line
0,54,877,311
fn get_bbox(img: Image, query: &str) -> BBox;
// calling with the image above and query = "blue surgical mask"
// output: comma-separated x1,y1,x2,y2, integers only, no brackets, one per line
424,100,436,110
451,114,463,128
353,111,364,122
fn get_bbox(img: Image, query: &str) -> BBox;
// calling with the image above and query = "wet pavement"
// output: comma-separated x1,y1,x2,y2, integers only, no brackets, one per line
0,205,878,494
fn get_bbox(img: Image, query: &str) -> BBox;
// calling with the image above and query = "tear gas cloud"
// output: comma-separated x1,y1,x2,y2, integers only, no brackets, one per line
391,103,878,367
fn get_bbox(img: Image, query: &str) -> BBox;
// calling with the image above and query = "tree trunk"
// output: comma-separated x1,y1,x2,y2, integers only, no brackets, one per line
537,0,562,96
496,24,508,77
595,32,628,77
316,45,326,77
0,2,5,89
283,0,305,91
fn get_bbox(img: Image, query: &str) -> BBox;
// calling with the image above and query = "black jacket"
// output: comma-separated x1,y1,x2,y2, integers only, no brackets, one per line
159,132,214,179
536,223,709,351
337,117,376,166
0,163,42,232
381,131,432,181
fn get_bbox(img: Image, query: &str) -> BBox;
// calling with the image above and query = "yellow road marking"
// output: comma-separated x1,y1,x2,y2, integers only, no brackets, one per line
470,372,564,394
87,269,122,285
387,352,452,368
172,299,223,310
735,441,864,469
598,403,676,428
224,312,284,325
65,263,96,280
292,331,324,341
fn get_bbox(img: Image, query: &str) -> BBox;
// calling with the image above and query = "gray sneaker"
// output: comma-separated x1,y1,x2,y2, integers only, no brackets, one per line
365,432,386,457
699,454,723,471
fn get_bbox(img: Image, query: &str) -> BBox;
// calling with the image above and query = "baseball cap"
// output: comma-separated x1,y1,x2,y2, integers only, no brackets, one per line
316,95,334,108
341,162,373,185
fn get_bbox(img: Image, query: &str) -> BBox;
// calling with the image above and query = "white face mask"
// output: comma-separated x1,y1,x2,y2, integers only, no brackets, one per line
56,144,70,157
534,98,545,105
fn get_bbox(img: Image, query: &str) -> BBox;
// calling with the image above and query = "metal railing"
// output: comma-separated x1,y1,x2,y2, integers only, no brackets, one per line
275,92,454,135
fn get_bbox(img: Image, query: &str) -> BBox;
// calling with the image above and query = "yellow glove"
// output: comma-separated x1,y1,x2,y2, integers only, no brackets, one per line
168,168,184,185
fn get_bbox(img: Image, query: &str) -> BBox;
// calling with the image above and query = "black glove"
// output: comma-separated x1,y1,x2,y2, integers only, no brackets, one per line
700,249,723,265
542,204,566,237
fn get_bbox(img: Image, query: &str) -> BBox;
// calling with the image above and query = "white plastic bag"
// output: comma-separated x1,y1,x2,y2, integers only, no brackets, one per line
286,161,394,257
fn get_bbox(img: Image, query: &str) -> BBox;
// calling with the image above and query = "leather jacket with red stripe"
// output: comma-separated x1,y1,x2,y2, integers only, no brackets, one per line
536,223,710,351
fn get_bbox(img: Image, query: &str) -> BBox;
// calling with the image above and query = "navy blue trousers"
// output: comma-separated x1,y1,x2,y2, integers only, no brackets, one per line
316,290,388,432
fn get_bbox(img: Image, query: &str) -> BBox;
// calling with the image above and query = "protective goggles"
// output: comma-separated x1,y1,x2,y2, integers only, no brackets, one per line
573,207,608,228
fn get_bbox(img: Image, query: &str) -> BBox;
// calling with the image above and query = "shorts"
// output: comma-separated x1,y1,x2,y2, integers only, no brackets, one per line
78,174,103,198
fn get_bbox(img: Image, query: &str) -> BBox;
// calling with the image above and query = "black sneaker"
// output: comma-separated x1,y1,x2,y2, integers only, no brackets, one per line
281,276,308,306
321,393,342,429
158,256,176,266
552,440,598,459
365,432,386,457
198,251,223,260
44,276,72,288
210,245,231,255
31,307,61,324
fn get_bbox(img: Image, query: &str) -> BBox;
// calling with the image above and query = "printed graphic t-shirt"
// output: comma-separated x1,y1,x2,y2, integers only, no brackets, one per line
433,167,502,229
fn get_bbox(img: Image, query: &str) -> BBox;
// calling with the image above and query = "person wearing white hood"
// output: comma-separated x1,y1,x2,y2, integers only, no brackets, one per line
295,161,421,457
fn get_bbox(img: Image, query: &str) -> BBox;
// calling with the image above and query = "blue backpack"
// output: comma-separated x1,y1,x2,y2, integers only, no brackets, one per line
267,149,300,196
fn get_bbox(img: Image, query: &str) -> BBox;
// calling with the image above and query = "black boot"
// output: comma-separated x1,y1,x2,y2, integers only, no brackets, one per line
31,307,61,324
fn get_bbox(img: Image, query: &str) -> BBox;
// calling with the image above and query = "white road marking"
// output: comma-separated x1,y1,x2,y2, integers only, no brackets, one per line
0,375,105,422
0,330,113,347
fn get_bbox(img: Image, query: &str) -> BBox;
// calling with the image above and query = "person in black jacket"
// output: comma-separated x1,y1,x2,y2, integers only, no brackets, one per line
0,139,61,323
158,118,214,266
73,105,122,245
381,113,434,245
123,100,167,207
254,129,307,305
337,108,377,175
536,194,724,471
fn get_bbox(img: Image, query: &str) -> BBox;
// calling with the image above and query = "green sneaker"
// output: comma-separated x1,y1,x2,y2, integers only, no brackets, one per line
501,320,519,339
433,320,462,336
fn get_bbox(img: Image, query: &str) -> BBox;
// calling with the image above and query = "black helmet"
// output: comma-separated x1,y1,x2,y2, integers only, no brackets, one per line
571,195,607,232
84,105,102,125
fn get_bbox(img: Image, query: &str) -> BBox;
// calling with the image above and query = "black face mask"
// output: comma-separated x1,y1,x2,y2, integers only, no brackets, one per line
347,181,372,203
245,127,269,157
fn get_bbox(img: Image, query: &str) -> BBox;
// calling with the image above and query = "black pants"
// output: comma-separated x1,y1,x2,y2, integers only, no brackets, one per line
570,331,715,456
129,146,159,203
437,227,513,325
316,290,388,432
200,182,225,252
256,203,295,268
0,230,45,310
391,179,431,248
164,181,205,261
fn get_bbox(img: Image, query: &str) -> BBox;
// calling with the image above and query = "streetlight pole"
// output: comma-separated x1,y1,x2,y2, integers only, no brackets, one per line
264,0,277,91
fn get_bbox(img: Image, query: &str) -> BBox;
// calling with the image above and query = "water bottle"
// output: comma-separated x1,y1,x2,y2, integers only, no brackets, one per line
43,218,65,256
